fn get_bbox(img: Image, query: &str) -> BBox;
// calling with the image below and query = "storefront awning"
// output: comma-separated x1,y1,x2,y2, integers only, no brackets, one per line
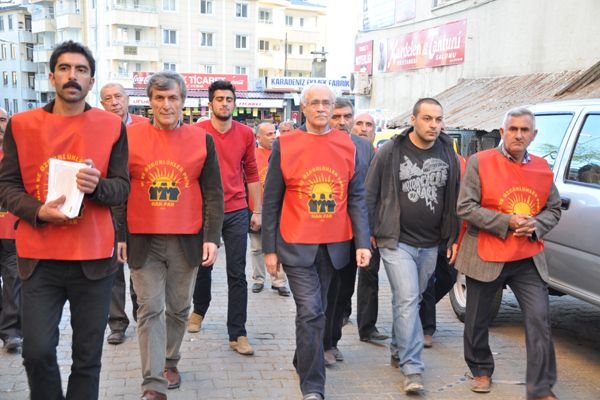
388,61,600,131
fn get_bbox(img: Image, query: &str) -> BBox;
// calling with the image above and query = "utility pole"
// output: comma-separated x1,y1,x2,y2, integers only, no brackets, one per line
284,32,288,76
310,46,327,77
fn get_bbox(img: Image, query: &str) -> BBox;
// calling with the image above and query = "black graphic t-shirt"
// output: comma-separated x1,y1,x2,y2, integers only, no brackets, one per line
398,137,449,247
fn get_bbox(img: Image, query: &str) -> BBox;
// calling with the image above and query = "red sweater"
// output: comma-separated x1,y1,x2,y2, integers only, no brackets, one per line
197,119,259,212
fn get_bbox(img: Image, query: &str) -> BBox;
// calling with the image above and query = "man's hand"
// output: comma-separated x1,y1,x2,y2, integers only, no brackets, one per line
250,212,262,232
38,195,69,223
509,214,536,237
265,252,279,276
447,243,458,265
76,159,101,194
202,242,218,266
356,248,371,268
117,242,127,263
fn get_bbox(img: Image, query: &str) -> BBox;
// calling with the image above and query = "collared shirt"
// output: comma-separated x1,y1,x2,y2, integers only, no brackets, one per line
125,113,132,126
499,144,531,164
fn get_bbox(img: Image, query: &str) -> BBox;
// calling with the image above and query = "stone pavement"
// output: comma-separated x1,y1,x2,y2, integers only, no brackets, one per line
1,246,599,399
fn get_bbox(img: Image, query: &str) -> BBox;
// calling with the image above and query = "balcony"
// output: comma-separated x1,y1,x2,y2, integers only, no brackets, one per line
286,57,312,72
257,50,285,70
34,45,54,63
286,29,321,45
22,88,38,101
19,31,35,43
256,21,286,41
55,7,83,30
31,14,56,34
35,73,53,92
106,5,158,27
107,41,159,61
20,61,38,73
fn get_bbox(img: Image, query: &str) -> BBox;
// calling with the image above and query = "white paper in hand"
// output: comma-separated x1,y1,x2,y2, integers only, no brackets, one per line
46,158,87,219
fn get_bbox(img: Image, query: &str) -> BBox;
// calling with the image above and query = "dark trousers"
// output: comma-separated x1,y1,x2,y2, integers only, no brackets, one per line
284,245,335,398
324,243,357,350
21,260,114,400
0,239,20,342
356,247,381,338
464,258,557,398
193,208,249,340
419,251,457,335
108,262,138,332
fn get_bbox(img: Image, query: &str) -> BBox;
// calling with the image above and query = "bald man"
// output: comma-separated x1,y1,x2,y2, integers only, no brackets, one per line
352,113,376,144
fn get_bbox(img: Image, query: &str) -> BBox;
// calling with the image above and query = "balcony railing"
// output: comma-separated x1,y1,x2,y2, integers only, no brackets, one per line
111,3,156,13
111,40,156,47
55,6,80,16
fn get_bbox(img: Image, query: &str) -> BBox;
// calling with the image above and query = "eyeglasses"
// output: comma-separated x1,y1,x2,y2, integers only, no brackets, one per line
307,100,332,108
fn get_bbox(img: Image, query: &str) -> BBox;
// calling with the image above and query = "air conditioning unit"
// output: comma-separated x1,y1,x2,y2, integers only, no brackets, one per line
351,72,372,96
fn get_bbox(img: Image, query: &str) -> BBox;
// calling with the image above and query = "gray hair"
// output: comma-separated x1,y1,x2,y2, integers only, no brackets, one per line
300,83,335,106
502,107,536,130
0,107,7,116
255,122,274,135
146,71,187,102
100,82,127,99
279,120,294,129
334,97,354,113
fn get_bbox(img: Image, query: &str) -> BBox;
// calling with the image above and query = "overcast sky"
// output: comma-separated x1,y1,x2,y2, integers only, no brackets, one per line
325,0,361,78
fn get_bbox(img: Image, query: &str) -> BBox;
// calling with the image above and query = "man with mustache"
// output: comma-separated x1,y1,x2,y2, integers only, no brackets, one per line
189,80,261,356
0,41,130,399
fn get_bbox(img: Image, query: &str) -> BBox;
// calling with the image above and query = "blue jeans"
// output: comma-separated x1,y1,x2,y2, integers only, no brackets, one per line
380,242,437,375
283,245,335,398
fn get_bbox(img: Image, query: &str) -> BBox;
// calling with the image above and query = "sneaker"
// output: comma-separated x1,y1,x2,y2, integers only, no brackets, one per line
403,373,424,393
471,375,492,393
252,283,264,293
332,346,344,361
229,336,254,355
324,349,337,367
4,337,22,353
302,393,323,400
423,334,433,348
187,312,203,333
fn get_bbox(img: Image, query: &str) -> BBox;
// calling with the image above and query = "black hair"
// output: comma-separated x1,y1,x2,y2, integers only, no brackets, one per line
49,41,96,77
412,98,442,117
208,80,236,102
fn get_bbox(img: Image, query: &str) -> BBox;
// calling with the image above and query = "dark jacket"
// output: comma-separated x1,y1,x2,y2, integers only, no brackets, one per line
365,127,460,250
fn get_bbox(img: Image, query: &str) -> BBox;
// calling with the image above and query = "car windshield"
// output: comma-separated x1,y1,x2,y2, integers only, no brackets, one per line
527,113,573,169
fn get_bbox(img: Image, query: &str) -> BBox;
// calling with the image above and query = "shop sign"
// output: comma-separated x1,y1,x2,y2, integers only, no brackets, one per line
355,40,374,75
266,77,351,92
200,98,283,108
132,72,249,91
378,19,466,72
129,96,198,107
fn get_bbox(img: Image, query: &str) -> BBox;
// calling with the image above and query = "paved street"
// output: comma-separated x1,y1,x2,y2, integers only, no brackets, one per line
1,247,599,399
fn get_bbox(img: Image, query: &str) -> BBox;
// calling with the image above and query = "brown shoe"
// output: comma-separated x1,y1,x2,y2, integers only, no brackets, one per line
229,336,254,355
141,390,167,400
423,335,433,348
471,375,492,393
163,367,180,390
187,312,203,333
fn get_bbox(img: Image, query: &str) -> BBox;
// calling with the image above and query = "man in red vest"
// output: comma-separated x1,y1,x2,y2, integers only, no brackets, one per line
100,82,147,345
262,84,371,400
455,107,561,400
249,122,289,296
118,71,224,400
189,80,261,356
0,106,21,354
0,41,130,400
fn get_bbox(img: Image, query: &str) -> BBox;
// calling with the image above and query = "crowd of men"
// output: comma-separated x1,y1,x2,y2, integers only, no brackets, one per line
0,41,561,400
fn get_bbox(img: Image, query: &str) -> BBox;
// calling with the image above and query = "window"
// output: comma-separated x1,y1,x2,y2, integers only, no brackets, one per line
13,99,18,114
234,66,247,75
2,72,8,86
258,68,268,77
26,44,34,61
299,17,304,27
528,114,573,169
287,44,292,54
235,34,247,49
162,0,176,11
200,0,213,14
118,62,128,75
258,8,272,24
12,71,17,87
285,15,293,26
28,73,35,89
4,99,8,112
235,3,248,18
200,32,213,47
0,16,4,31
201,64,214,73
258,39,269,52
163,62,176,71
163,29,177,45
11,44,16,59
135,29,141,42
0,44,6,60
135,63,142,71
299,45,303,55
566,114,600,186
8,15,13,30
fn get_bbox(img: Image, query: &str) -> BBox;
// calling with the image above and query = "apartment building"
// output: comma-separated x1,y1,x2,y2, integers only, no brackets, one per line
0,0,37,115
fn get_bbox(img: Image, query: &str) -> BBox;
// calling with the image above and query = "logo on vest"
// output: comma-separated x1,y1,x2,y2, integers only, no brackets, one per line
299,166,345,220
141,160,190,208
35,153,85,224
498,186,541,215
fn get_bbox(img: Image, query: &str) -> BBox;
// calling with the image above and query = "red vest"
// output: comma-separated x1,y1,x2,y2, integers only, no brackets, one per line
248,146,270,211
0,151,17,240
279,129,355,244
10,107,120,260
477,149,553,262
130,114,149,125
127,122,207,234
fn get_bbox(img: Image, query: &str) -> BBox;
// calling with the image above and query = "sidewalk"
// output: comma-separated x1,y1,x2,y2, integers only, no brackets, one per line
1,246,599,399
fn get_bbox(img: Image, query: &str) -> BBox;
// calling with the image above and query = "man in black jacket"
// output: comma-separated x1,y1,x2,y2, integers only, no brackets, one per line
365,98,460,394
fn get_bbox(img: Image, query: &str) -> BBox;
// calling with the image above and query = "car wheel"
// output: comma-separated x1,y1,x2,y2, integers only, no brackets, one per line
449,272,503,322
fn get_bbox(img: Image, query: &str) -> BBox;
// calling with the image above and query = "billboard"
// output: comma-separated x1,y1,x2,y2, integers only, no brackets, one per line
265,77,351,92
354,40,374,75
378,19,467,72
362,0,416,31
132,72,249,91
